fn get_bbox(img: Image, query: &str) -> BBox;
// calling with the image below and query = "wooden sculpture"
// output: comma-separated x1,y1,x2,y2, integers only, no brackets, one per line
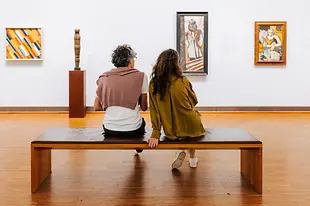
74,29,81,70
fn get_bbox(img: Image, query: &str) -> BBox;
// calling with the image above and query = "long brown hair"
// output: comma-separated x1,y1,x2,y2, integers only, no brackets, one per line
150,49,183,100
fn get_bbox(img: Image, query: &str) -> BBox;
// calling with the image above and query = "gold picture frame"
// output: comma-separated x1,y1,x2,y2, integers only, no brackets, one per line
254,21,287,66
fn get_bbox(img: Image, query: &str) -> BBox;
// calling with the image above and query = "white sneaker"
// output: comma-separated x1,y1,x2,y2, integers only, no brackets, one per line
189,157,198,168
171,150,186,169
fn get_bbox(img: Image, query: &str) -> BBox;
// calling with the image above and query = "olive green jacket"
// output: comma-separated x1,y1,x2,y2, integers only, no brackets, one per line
149,76,205,140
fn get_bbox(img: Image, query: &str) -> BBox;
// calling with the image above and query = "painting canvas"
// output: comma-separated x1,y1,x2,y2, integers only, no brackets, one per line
255,21,286,66
6,28,42,60
177,12,208,75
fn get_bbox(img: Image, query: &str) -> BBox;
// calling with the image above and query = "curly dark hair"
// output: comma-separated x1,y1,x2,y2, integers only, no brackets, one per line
111,44,137,67
150,49,183,100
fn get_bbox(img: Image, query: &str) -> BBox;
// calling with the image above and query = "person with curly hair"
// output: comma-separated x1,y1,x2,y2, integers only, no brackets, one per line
147,49,205,169
94,44,148,154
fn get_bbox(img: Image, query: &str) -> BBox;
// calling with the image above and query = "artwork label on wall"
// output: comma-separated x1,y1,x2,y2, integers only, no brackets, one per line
254,21,287,66
177,12,208,75
5,28,42,60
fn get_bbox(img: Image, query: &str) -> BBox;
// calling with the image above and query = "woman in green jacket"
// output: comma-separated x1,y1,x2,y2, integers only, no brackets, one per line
148,49,205,169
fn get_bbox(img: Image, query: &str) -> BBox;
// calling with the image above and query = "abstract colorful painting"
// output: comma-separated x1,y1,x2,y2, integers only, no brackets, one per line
177,12,208,75
6,28,42,60
255,21,287,66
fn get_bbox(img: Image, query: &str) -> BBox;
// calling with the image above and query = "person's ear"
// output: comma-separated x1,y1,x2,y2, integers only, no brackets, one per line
129,58,134,68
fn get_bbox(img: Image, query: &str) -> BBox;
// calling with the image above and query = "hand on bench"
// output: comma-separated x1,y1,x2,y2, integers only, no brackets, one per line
147,138,159,148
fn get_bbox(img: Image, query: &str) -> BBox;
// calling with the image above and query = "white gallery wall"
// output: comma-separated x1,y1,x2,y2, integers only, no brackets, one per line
0,0,310,107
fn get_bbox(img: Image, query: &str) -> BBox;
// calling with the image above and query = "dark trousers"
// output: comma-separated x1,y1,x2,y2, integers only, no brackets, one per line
103,118,146,153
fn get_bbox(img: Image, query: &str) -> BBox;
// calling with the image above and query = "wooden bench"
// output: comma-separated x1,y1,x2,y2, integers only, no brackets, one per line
31,127,263,194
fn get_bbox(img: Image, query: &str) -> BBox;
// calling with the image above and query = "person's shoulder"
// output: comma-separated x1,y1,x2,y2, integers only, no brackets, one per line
172,76,192,90
134,68,144,74
175,76,190,84
96,73,106,85
140,72,148,84
135,69,147,78
180,76,189,82
143,72,148,79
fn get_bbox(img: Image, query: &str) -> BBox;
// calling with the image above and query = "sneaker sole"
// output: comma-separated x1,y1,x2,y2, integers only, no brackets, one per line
189,163,197,168
189,159,198,168
171,151,186,169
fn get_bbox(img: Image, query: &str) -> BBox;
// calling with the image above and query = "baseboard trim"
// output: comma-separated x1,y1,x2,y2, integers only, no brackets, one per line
1,106,310,113
0,107,69,113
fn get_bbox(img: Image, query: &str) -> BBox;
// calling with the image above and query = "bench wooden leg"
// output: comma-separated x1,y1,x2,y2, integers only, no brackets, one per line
31,145,51,193
240,147,263,194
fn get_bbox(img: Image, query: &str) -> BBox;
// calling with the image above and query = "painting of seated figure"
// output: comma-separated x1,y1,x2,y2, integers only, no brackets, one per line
177,12,208,75
255,22,287,66
6,28,42,60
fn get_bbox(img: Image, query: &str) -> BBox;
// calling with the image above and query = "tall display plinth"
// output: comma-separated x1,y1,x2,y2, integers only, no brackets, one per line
69,70,86,118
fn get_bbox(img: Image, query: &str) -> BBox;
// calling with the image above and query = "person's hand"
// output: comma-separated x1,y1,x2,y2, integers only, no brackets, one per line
148,138,159,148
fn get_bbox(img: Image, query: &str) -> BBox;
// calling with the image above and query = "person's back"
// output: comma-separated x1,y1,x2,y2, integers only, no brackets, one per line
94,45,148,153
149,75,205,140
98,67,147,132
147,48,205,169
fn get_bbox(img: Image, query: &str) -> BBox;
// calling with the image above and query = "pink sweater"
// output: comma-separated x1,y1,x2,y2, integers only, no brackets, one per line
96,67,144,110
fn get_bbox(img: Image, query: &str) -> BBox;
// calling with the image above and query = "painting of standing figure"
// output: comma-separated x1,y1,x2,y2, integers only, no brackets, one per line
255,21,287,66
177,12,208,75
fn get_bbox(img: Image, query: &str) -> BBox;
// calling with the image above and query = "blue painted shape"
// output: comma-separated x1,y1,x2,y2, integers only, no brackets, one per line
22,29,27,36
34,42,40,51
24,38,32,49
6,38,17,52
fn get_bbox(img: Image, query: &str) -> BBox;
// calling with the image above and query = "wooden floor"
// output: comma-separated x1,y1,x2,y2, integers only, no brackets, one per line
1,113,310,205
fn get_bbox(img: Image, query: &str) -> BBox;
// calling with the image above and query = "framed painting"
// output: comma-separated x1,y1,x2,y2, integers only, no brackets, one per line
177,12,208,75
5,28,42,60
254,21,287,66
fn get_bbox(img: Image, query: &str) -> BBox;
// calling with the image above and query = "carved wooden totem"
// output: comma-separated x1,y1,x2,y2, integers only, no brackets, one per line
74,29,81,70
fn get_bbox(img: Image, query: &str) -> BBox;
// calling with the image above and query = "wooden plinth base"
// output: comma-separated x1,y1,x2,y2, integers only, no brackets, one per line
69,70,86,118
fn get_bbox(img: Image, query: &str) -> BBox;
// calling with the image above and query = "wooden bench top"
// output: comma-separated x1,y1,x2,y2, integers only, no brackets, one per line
32,127,261,146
